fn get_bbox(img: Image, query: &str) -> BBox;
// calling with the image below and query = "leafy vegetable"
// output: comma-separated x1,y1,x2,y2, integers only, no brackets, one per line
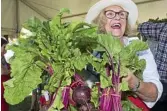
4,53,42,105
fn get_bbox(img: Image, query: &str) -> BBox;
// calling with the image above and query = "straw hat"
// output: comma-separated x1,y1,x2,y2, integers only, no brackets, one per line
85,0,138,28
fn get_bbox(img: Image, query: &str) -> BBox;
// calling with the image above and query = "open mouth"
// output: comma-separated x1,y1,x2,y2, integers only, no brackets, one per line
111,23,121,29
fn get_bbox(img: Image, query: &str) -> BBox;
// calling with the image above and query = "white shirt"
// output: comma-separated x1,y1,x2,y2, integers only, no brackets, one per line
4,50,15,63
43,90,49,101
124,37,163,108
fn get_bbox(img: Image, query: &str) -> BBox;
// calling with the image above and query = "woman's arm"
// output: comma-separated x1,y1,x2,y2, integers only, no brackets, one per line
124,49,163,108
124,73,158,102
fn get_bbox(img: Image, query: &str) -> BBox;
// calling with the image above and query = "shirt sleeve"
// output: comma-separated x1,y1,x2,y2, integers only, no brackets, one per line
138,49,163,108
43,91,49,101
138,22,166,41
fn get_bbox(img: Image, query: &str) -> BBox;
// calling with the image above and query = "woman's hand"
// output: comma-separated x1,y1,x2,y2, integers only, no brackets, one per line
122,72,140,91
122,71,158,102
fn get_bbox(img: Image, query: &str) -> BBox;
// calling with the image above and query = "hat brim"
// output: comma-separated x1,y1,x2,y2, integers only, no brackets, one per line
85,0,138,28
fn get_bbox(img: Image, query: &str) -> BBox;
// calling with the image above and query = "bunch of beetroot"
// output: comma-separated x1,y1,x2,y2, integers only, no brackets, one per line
99,57,123,111
59,55,123,111
57,73,99,111
47,55,123,111
47,59,123,111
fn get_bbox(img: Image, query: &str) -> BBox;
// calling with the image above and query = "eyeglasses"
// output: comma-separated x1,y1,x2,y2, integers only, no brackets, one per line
104,10,129,19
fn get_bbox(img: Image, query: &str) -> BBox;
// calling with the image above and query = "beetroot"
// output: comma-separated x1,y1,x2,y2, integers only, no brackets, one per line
72,86,91,105
78,102,95,111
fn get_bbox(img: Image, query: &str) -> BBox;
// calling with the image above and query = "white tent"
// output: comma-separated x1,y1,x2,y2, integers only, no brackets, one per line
2,0,167,37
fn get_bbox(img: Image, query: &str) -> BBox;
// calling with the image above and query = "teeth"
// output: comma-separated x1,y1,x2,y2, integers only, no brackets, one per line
112,23,121,27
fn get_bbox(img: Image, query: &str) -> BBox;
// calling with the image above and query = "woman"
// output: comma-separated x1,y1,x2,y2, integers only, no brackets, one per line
1,37,11,111
85,0,163,110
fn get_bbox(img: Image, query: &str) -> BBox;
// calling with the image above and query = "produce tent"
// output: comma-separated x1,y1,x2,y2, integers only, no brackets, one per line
1,0,167,37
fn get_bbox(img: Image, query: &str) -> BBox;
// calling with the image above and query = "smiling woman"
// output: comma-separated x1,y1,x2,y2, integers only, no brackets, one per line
85,0,163,110
104,6,127,37
92,7,131,37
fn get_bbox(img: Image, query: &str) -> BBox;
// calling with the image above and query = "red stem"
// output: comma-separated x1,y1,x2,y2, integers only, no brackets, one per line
49,75,64,108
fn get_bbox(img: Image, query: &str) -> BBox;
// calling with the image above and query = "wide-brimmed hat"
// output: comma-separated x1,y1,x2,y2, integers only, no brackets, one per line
85,0,138,28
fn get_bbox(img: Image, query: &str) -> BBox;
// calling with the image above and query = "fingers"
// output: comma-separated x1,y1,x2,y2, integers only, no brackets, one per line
122,75,130,82
121,72,133,82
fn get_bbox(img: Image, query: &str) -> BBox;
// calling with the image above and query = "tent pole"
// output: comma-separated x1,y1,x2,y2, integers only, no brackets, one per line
20,0,50,20
62,12,87,19
1,27,16,32
16,0,20,35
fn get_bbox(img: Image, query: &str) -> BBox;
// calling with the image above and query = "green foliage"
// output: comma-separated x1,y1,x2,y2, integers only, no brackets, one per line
92,36,148,90
95,34,123,55
4,9,100,106
4,55,42,104
119,40,148,80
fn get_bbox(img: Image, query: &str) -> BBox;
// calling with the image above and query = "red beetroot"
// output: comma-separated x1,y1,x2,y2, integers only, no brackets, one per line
72,86,91,105
79,102,95,111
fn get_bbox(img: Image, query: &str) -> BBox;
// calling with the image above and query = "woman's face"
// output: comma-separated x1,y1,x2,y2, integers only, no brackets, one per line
104,5,128,37
1,44,7,56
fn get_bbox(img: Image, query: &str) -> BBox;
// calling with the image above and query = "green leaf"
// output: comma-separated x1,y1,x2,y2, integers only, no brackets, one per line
59,8,70,15
23,17,42,33
72,36,97,53
35,61,47,69
49,16,61,32
119,81,129,91
71,22,92,33
74,26,97,35
122,100,142,111
50,75,62,89
52,63,64,75
126,40,148,53
61,78,71,87
91,86,99,107
95,34,123,55
120,65,130,77
61,71,72,87
4,63,42,105
72,48,81,57
50,9,69,29
69,105,77,111
100,75,112,88
3,78,15,87
92,61,103,73
73,56,89,70
52,88,64,110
